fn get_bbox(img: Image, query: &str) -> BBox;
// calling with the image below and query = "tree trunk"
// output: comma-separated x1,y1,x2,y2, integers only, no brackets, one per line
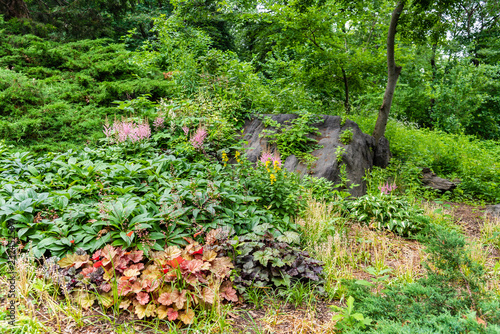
0,0,30,19
372,1,405,144
429,42,437,118
341,67,350,113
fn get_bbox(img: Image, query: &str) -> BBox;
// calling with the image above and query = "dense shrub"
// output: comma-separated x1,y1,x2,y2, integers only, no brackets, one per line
0,33,173,152
352,114,500,202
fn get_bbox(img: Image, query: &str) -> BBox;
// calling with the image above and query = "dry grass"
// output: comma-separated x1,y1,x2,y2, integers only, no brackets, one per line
0,254,91,333
476,215,500,295
261,309,337,334
296,200,426,298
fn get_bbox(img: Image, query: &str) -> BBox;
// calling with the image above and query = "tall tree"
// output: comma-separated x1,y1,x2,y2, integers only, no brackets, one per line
372,0,460,144
236,0,387,114
372,1,404,144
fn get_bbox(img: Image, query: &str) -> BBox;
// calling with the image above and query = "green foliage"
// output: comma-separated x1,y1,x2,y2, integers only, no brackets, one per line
330,296,373,332
2,0,171,42
339,128,353,145
365,159,431,199
354,267,393,297
153,93,244,153
235,153,306,222
261,113,322,162
0,142,284,260
393,53,500,140
0,35,173,152
335,146,346,164
300,175,352,202
346,194,428,237
352,114,500,202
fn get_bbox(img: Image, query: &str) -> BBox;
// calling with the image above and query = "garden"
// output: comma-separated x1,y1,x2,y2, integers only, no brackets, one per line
1,0,500,333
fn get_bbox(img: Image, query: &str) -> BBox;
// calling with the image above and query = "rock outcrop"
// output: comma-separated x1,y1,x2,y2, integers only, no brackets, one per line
242,114,391,197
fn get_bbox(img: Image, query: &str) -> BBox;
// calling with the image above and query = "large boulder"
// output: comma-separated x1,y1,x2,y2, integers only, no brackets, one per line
242,114,391,197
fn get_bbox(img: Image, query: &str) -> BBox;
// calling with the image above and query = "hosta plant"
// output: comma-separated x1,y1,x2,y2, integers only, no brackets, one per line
48,238,238,324
345,194,428,237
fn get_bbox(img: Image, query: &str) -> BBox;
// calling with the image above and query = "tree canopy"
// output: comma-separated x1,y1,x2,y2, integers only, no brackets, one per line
1,0,499,140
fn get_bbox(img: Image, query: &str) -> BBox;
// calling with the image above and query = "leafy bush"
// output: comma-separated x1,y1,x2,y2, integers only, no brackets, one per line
260,113,322,162
346,194,427,237
0,35,173,151
339,128,353,145
46,240,237,323
330,296,373,331
235,150,307,222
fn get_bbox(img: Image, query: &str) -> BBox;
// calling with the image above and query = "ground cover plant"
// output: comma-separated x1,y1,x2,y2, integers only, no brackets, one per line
0,140,316,260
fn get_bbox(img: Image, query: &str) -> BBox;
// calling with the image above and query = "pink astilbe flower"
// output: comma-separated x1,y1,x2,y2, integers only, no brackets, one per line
113,121,133,143
190,127,207,149
153,117,165,130
259,152,273,165
135,123,151,140
378,182,397,195
259,150,281,167
182,126,189,136
103,124,113,139
270,152,282,168
104,119,151,144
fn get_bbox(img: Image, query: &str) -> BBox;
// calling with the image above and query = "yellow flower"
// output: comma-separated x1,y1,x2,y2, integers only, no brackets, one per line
270,174,276,185
273,160,281,171
222,151,229,166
